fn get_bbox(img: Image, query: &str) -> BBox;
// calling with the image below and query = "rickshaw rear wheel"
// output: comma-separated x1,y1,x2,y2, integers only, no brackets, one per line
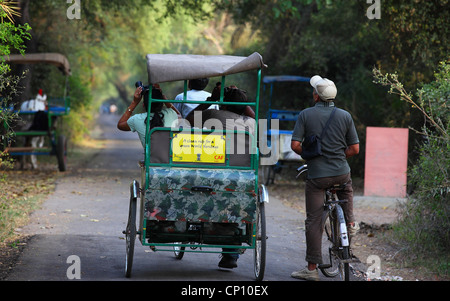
56,135,67,172
173,242,185,260
254,185,268,281
261,165,275,186
125,183,138,278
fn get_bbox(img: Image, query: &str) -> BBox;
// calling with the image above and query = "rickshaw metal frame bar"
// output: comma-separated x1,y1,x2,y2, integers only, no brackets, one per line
183,80,188,101
157,100,255,106
14,131,49,136
149,99,256,106
144,245,252,253
6,151,51,156
254,69,261,183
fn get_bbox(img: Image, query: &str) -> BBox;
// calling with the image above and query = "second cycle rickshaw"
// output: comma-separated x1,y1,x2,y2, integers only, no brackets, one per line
124,53,269,280
2,53,70,171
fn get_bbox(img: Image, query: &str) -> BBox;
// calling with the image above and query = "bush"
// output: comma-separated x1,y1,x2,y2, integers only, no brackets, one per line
373,61,449,276
0,6,31,168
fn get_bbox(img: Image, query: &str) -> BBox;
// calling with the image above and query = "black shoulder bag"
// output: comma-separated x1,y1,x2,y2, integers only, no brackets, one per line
301,107,336,160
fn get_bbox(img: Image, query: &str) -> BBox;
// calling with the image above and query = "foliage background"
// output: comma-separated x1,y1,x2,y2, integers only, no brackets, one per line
6,0,448,157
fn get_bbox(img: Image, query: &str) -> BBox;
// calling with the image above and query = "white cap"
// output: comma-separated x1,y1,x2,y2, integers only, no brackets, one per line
310,75,337,101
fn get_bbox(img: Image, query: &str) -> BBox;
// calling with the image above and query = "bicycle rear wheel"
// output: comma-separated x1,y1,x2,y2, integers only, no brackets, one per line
320,205,351,280
320,210,340,277
173,242,185,260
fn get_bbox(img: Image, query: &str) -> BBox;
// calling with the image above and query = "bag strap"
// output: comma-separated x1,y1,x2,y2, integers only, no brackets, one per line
320,107,337,139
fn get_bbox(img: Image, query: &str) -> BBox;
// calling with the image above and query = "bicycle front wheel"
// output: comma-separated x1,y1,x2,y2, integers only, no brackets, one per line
339,245,350,281
335,205,350,281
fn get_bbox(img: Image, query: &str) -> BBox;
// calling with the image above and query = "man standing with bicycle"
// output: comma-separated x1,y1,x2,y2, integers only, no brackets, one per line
290,75,360,281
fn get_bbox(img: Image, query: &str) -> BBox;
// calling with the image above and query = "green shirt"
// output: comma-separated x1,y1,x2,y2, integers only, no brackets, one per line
127,107,178,148
291,102,359,179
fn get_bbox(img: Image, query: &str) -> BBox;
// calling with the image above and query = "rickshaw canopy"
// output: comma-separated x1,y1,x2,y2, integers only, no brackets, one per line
5,52,71,76
146,52,266,84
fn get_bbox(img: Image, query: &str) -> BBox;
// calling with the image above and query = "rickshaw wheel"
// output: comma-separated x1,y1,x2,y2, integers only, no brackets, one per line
261,165,274,186
173,242,185,260
125,185,137,278
254,185,268,281
56,135,67,172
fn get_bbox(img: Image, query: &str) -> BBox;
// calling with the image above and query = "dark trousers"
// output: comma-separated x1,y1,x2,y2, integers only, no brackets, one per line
304,173,354,264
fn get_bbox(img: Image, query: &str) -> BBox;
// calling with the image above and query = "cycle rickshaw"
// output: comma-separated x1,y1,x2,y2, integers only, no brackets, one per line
2,53,70,171
124,53,269,280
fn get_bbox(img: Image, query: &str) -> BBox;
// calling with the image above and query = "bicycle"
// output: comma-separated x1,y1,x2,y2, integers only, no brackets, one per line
296,164,352,281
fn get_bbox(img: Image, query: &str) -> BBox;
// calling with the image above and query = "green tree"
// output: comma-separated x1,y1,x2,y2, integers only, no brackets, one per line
0,1,31,167
213,0,449,178
381,0,450,86
16,0,221,143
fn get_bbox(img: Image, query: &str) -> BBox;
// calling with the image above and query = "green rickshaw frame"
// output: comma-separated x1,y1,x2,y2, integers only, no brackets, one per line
125,53,268,280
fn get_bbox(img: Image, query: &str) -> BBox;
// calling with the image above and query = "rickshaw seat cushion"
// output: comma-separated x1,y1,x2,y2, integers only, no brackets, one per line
144,167,257,225
148,130,171,164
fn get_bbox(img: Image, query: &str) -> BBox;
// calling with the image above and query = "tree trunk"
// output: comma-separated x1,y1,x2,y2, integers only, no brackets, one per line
13,0,37,105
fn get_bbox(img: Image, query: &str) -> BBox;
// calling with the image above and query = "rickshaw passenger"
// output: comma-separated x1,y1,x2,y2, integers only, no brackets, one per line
185,83,255,131
117,85,179,147
20,89,48,169
174,78,219,118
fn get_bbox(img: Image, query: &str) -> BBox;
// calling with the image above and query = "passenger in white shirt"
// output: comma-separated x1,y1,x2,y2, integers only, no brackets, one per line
174,78,218,118
20,89,47,112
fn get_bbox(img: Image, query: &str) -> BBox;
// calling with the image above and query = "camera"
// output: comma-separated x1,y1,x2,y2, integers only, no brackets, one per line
135,81,150,95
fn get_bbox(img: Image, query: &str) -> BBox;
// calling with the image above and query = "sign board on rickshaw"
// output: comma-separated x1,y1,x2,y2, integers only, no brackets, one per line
172,133,226,164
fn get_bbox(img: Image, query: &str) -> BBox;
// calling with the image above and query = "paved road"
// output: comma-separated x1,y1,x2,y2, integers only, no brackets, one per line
6,114,361,283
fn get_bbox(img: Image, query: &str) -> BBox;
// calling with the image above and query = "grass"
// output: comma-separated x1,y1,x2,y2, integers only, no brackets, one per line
0,135,105,245
0,168,56,244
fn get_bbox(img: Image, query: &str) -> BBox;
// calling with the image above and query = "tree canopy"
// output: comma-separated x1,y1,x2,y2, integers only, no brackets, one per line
1,0,448,174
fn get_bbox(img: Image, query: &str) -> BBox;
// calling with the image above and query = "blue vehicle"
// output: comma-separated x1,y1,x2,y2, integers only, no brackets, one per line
260,75,310,185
